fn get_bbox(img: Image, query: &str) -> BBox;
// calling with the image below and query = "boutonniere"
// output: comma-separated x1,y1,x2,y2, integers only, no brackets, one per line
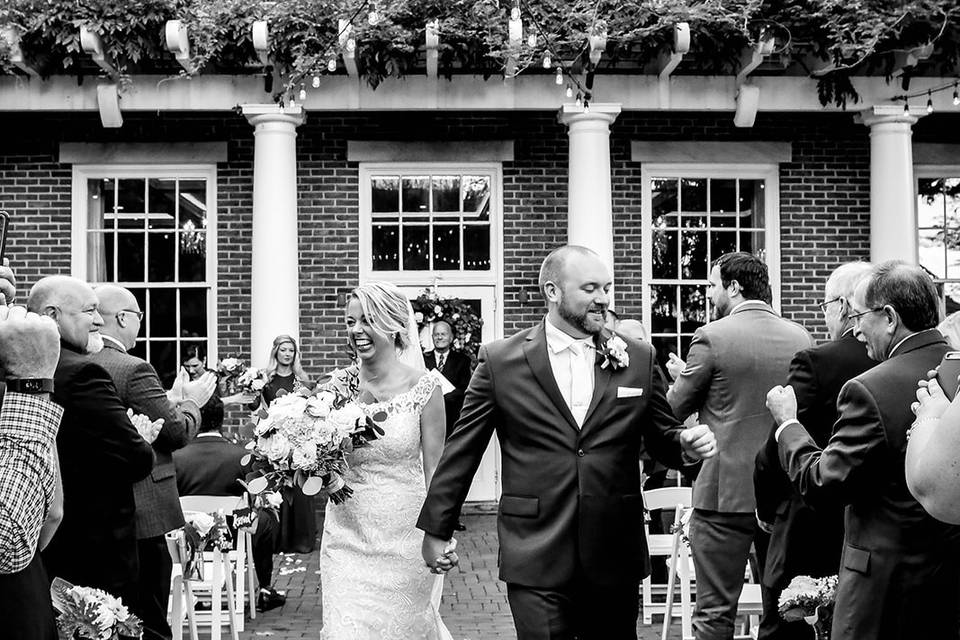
599,332,630,370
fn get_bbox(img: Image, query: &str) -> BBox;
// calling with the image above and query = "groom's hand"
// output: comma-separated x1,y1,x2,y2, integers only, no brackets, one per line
422,532,458,574
680,424,717,460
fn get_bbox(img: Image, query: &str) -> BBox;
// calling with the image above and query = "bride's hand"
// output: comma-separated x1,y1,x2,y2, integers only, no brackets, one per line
422,533,458,574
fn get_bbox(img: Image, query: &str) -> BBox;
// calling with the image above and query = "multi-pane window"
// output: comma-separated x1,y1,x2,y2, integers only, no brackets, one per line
644,172,775,368
917,175,960,313
83,174,215,386
368,173,492,272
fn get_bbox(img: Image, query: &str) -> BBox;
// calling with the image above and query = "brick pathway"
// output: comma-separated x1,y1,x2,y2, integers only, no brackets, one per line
232,511,691,639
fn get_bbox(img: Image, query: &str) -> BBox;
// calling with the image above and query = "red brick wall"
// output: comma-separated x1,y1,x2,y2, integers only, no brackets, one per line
2,108,939,377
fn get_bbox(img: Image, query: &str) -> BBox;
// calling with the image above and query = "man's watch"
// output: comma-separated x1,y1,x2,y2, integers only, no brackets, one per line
4,378,55,394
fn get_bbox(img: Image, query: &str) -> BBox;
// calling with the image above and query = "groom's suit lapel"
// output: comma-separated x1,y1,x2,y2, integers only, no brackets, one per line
523,322,580,434
580,338,612,433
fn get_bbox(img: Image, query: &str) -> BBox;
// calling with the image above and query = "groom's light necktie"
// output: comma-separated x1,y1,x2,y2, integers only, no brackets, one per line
568,341,594,427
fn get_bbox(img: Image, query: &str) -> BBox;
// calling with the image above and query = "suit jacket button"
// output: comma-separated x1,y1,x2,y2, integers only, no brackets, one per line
577,449,585,457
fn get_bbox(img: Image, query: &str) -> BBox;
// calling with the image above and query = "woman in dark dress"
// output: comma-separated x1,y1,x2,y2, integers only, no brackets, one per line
261,335,318,553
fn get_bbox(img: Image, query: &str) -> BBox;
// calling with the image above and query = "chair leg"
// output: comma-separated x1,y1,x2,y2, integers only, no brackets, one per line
211,552,223,640
170,575,183,640
221,554,240,640
183,580,199,640
661,530,681,640
247,540,257,620
679,546,693,640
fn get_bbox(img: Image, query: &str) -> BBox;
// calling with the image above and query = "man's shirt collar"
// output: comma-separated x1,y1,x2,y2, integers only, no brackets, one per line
101,334,127,352
544,317,595,355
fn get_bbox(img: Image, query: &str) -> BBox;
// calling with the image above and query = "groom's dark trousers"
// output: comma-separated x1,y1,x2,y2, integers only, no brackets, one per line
418,321,694,640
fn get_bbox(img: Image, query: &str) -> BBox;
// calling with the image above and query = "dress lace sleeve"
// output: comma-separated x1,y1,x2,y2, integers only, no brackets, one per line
410,372,440,412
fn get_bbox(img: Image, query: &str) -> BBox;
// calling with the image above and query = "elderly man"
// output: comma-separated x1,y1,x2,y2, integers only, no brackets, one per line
29,276,156,608
92,284,215,639
0,265,64,639
767,261,960,640
666,252,812,640
424,320,472,437
753,262,874,640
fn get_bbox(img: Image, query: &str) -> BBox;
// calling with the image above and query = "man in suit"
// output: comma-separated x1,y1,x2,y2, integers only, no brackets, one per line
27,276,156,608
418,245,717,640
92,284,216,639
173,399,285,612
753,261,874,640
767,261,960,640
423,320,473,436
666,252,813,640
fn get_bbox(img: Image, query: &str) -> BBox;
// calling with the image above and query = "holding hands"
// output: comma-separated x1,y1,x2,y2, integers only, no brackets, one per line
422,533,459,575
766,384,798,425
127,408,164,444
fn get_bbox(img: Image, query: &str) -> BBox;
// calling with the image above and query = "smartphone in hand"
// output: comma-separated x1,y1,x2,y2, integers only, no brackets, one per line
936,351,960,401
0,210,9,262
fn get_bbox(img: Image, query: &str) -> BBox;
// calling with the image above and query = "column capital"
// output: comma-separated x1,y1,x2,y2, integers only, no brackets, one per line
856,104,925,128
558,102,622,127
241,103,305,127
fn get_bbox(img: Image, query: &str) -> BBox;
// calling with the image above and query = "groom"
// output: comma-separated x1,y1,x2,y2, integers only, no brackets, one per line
419,246,717,639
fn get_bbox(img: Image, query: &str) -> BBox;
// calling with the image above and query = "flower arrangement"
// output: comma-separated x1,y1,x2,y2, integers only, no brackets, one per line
174,510,234,581
50,577,143,640
215,357,267,403
244,365,385,505
411,289,483,362
779,575,839,640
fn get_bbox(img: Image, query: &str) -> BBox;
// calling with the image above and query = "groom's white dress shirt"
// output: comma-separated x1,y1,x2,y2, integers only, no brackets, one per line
545,318,596,427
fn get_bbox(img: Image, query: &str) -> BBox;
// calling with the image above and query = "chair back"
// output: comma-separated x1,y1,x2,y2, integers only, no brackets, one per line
180,495,246,515
643,486,693,512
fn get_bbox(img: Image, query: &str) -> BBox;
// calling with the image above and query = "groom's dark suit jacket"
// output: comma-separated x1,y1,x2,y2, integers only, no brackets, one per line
418,321,689,588
778,330,960,640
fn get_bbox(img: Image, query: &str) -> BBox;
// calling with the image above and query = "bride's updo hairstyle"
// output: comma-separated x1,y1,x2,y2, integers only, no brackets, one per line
350,281,412,351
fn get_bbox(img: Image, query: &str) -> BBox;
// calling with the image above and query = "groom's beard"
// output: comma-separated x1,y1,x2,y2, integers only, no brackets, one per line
85,332,104,354
558,302,606,336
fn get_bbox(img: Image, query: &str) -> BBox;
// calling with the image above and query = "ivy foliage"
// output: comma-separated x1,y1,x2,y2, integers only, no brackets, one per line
0,0,957,107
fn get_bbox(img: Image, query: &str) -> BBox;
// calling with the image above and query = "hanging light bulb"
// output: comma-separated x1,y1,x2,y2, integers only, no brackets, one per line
527,33,536,48
903,99,910,115
312,75,321,88
953,83,959,106
328,58,337,73
299,84,307,101
542,54,551,69
927,90,934,114
346,38,356,52
368,1,379,25
565,84,573,98
510,5,521,21
583,101,590,113
555,66,563,85
575,92,582,107
289,95,297,108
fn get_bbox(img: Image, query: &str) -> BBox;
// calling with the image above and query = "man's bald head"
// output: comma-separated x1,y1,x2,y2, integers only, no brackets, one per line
538,245,600,298
27,276,105,353
617,319,648,342
95,284,143,350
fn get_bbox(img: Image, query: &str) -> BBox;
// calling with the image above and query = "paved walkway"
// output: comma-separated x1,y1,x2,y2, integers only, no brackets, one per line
232,511,692,639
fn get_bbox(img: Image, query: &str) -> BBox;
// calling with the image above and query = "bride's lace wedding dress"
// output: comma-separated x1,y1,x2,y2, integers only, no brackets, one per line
319,372,453,640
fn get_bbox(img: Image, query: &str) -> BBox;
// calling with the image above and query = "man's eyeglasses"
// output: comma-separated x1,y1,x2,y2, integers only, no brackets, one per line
817,297,841,312
848,306,886,324
118,309,144,321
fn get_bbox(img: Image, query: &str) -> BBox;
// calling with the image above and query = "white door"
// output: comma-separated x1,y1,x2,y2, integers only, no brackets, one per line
400,285,501,503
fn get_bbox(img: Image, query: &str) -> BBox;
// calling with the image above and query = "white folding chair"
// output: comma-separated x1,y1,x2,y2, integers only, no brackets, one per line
172,495,252,640
640,487,694,630
165,533,199,640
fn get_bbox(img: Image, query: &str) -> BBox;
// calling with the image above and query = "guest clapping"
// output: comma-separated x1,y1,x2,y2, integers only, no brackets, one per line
907,372,960,524
28,276,155,608
0,297,64,640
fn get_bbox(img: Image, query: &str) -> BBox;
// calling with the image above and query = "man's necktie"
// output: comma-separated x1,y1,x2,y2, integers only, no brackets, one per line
437,352,446,371
568,341,592,427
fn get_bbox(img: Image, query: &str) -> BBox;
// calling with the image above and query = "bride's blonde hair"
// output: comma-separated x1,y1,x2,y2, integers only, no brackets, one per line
350,281,412,350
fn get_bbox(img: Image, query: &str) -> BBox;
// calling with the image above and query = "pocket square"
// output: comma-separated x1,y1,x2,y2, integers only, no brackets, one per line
617,386,644,398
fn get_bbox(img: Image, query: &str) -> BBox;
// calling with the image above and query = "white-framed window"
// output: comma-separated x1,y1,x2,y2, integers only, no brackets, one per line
358,163,502,286
916,166,960,314
641,164,781,367
71,165,218,386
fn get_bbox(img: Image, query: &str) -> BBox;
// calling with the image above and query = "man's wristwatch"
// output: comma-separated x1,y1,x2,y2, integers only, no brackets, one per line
4,378,55,394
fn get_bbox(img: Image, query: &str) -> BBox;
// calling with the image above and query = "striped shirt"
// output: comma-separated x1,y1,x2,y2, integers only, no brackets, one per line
0,392,63,574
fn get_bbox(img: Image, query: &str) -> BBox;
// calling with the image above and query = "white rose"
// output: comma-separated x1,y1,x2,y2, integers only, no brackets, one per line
328,403,366,435
292,444,318,470
434,305,443,316
264,491,283,509
184,511,215,536
251,378,266,391
260,432,292,463
414,311,424,323
221,357,240,371
305,394,332,418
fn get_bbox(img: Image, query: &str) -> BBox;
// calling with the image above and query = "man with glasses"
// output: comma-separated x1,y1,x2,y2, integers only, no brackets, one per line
753,262,873,640
767,261,960,640
666,252,813,640
91,284,216,640
27,276,156,614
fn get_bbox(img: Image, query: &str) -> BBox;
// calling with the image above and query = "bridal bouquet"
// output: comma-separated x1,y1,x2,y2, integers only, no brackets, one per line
244,365,385,504
779,575,839,640
50,577,143,640
216,356,267,403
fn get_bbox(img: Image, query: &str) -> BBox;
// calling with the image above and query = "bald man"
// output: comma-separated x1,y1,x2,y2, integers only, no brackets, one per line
28,276,155,609
92,285,215,639
424,320,473,437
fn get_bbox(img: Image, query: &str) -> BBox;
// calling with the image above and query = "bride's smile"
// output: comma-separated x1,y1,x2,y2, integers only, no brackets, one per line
345,298,395,361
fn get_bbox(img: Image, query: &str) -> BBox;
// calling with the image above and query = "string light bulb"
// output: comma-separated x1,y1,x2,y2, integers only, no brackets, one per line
927,90,934,114
289,95,297,108
583,101,590,113
312,75,320,88
346,38,356,52
368,1,379,25
575,92,582,107
510,5,520,21
527,33,536,48
566,84,573,98
328,58,337,73
542,54,551,69
555,67,563,85
299,84,307,101
903,99,910,115
953,82,959,106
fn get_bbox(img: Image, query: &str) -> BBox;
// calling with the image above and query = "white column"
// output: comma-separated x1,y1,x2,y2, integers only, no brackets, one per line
558,103,621,288
242,104,304,367
858,105,925,264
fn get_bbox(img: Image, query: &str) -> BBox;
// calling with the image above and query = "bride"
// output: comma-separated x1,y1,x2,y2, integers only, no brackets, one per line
319,281,454,639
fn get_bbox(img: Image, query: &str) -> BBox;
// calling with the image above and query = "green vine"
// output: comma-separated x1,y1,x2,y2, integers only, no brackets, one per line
0,0,957,108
